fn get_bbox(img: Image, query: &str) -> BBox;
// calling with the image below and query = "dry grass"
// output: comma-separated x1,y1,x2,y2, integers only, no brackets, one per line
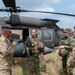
12,58,32,75
45,49,62,75
11,48,62,75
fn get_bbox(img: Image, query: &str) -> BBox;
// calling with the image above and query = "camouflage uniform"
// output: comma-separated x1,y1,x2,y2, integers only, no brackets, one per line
0,35,16,75
67,36,75,75
58,28,72,75
24,35,46,75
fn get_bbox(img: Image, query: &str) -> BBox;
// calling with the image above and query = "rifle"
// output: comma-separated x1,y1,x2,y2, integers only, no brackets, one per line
26,41,32,61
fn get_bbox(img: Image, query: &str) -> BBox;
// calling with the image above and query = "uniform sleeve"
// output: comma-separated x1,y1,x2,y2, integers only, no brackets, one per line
69,38,75,48
37,37,44,52
67,47,75,67
5,44,16,55
64,38,72,51
67,51,73,63
24,37,31,48
64,45,72,51
60,40,64,45
1,40,16,56
67,38,75,61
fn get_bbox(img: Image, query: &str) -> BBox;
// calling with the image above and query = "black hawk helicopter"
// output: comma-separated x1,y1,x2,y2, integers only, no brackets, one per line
0,0,75,57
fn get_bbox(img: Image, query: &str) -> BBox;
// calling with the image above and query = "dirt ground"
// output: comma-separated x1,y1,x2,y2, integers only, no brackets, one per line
12,48,63,75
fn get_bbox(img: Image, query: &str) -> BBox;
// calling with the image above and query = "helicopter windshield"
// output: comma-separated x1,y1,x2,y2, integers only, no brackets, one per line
44,30,53,41
37,29,42,38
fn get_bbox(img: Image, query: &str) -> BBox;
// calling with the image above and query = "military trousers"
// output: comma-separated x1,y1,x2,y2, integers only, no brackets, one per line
30,53,46,75
62,55,73,75
73,68,75,75
0,69,11,75
62,55,68,75
67,67,73,75
30,53,40,75
68,67,75,75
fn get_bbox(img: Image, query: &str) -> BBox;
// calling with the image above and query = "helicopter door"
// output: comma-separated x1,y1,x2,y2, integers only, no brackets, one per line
23,28,29,41
42,29,55,48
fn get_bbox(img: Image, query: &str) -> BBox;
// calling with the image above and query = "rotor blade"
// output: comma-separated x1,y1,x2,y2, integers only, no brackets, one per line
21,9,75,17
2,0,16,9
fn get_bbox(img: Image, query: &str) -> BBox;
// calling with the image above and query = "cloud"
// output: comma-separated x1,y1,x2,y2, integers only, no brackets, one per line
20,6,55,18
57,17,75,29
49,0,61,4
0,0,74,30
37,7,55,12
59,17,75,25
16,0,48,9
67,3,75,11
16,0,61,9
0,0,5,7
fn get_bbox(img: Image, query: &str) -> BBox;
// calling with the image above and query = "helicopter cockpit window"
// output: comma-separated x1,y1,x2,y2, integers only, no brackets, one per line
44,30,52,40
37,29,42,38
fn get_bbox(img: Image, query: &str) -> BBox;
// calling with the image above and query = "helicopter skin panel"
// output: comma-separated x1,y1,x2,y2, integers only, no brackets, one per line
5,15,53,28
41,19,59,23
2,0,16,9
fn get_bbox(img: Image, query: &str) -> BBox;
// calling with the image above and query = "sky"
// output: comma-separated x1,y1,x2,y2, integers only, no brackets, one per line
0,0,75,30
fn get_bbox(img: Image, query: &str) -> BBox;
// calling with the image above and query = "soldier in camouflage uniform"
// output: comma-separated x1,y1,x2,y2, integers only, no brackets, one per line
58,28,72,75
67,30,75,75
24,29,46,75
0,29,17,75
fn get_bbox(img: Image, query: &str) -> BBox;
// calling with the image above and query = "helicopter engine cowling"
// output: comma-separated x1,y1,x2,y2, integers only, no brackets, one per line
4,15,52,28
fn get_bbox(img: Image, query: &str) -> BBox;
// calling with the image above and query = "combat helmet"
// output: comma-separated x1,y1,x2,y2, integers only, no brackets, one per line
58,48,68,57
63,28,72,34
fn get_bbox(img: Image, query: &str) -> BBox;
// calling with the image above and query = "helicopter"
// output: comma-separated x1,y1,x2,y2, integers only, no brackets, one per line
0,0,75,57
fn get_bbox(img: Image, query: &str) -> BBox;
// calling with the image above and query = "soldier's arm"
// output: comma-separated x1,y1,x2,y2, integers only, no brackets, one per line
65,37,75,51
37,37,44,53
60,39,64,45
24,37,30,48
59,39,65,49
67,51,73,67
23,37,31,53
6,39,18,55
64,46,72,51
64,37,72,50
1,41,16,56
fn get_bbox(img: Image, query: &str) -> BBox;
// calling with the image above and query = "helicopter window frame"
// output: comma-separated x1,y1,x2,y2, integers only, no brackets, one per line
43,30,53,41
37,29,42,38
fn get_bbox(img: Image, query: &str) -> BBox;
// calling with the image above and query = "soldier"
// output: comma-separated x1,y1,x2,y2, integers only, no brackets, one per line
58,28,72,75
0,29,17,75
24,28,46,75
67,30,75,75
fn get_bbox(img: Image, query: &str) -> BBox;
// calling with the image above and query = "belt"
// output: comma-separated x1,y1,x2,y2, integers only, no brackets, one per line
32,52,39,54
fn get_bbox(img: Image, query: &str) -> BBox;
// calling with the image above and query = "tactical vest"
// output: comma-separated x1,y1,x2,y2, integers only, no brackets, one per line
29,36,38,53
29,36,44,53
60,37,70,46
0,36,14,69
69,36,75,59
0,36,8,55
59,37,72,57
